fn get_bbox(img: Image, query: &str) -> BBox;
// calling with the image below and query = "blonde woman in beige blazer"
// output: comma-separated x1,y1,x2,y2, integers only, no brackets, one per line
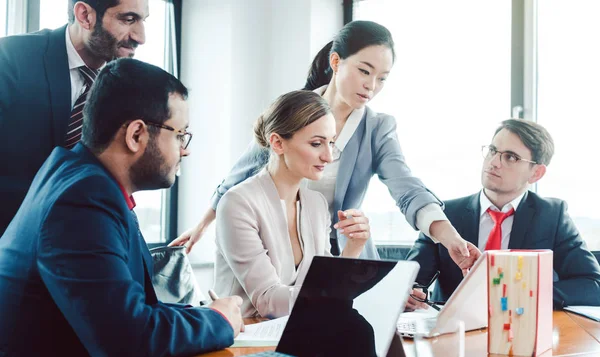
214,91,371,318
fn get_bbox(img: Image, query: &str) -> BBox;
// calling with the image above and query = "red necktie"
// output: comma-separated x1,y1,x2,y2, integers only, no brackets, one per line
485,208,515,250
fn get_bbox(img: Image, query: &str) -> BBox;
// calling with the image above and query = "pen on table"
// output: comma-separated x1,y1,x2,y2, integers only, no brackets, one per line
199,289,220,306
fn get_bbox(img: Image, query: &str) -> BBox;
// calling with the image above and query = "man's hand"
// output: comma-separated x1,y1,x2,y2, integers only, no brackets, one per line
405,288,429,311
208,296,244,337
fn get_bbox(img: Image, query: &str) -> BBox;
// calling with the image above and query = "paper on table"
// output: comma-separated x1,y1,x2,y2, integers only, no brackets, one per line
232,316,289,347
564,306,600,322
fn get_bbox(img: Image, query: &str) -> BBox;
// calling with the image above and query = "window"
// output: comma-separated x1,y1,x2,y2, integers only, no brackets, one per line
0,0,7,37
536,1,600,249
355,0,511,243
39,0,174,244
39,0,68,30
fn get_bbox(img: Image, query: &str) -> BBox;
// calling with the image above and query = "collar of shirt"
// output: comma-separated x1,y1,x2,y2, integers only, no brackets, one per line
117,183,137,210
479,190,525,217
65,26,86,71
313,85,365,153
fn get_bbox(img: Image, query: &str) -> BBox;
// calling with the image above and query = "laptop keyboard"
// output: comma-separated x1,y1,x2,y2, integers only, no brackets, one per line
397,319,417,333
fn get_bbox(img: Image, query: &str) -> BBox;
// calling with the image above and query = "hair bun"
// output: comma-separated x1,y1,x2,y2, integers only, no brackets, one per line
253,114,269,148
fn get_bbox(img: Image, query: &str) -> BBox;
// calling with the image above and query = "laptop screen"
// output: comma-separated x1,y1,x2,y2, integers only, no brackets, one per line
276,256,418,357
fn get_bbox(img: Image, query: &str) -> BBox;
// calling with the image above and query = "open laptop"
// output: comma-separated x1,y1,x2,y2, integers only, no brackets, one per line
397,252,488,338
247,256,419,357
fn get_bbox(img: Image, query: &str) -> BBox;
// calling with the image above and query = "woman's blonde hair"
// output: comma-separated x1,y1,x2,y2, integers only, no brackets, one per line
254,90,331,148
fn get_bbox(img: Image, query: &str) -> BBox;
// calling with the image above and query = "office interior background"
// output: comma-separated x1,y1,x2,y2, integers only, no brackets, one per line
2,0,598,291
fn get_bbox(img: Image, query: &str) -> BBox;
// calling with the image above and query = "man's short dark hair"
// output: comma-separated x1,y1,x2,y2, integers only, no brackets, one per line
82,58,188,153
68,0,120,24
494,119,555,166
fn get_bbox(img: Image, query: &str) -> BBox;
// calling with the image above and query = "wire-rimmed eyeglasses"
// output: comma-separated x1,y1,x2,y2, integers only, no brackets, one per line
481,145,537,167
410,271,444,311
145,121,193,150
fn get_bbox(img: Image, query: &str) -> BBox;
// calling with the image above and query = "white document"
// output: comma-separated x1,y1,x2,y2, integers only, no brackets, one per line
564,306,600,322
232,315,289,347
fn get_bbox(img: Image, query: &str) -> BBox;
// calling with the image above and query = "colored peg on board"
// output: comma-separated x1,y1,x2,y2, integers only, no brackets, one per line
509,310,512,323
499,272,504,279
515,271,522,281
530,290,533,298
493,277,501,285
491,255,495,267
518,256,524,270
516,307,524,315
504,323,511,330
503,284,507,297
508,328,514,342
498,267,503,275
501,297,508,311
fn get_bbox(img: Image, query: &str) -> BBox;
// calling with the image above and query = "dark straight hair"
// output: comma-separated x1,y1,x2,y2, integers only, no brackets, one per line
82,58,188,153
303,20,395,90
494,119,555,166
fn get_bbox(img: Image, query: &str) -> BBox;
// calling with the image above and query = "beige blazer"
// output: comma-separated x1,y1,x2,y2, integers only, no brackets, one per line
214,169,332,318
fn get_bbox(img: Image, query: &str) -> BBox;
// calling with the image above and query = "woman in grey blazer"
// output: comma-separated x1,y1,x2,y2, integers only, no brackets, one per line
214,91,370,317
172,21,480,273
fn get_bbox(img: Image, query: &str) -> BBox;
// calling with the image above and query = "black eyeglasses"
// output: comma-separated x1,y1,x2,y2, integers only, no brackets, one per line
145,121,193,150
410,271,444,311
481,145,537,167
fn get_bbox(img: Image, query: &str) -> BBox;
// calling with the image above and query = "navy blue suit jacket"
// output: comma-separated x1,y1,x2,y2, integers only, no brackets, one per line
0,145,233,356
0,26,73,236
407,191,600,309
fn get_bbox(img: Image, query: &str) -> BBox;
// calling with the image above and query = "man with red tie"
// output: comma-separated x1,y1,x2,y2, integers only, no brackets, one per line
0,0,148,236
407,119,600,309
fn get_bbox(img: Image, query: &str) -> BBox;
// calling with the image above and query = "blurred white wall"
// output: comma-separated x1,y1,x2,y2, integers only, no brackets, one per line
179,0,343,263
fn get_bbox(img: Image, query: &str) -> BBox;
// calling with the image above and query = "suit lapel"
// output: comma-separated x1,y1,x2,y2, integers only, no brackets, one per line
461,193,481,247
44,25,71,147
333,112,366,222
298,187,316,256
508,191,534,249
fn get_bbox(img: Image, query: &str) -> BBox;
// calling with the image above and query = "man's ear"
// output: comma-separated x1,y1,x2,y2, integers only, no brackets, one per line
329,52,341,74
124,120,148,153
528,164,547,184
73,1,97,31
269,133,285,155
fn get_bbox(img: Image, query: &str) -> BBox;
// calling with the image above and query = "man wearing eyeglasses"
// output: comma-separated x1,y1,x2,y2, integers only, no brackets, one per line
0,58,243,356
407,119,600,310
0,0,149,237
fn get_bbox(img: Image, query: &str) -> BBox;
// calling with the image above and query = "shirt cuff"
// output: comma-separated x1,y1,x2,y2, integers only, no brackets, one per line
210,190,222,211
209,307,234,331
415,203,449,243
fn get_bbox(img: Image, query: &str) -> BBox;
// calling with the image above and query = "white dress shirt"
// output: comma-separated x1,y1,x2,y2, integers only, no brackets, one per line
478,190,526,251
305,85,448,238
65,27,102,108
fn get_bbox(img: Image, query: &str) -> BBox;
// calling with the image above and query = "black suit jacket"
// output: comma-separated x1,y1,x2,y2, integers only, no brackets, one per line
0,26,72,235
0,144,234,356
407,191,600,309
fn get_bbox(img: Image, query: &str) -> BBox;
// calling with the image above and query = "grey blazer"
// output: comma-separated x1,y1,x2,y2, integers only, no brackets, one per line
214,169,332,318
211,106,442,259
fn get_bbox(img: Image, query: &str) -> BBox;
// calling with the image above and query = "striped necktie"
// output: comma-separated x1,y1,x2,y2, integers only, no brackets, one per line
64,66,98,149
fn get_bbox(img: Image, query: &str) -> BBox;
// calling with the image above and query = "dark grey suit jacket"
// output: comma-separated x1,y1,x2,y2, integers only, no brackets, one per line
0,26,72,236
407,191,600,309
